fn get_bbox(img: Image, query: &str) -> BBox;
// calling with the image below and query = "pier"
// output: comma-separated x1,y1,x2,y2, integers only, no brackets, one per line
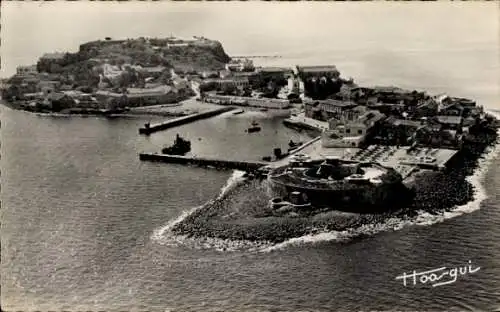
139,106,235,134
139,153,268,171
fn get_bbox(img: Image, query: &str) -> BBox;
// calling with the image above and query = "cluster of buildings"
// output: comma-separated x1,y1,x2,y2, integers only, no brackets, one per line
3,47,194,112
198,62,341,109
200,64,337,90
4,62,193,112
302,85,486,150
199,61,292,91
95,85,186,108
0,36,234,112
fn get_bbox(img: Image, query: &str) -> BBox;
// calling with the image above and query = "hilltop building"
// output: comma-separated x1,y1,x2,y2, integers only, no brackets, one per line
16,65,38,77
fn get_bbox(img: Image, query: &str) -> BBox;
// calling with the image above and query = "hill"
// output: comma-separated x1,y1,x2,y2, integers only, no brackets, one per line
36,37,231,87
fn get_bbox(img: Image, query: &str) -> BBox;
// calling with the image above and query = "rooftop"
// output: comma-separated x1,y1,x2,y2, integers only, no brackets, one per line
372,86,411,94
307,99,356,106
297,65,339,73
359,111,386,126
258,67,293,73
287,140,458,174
386,116,421,128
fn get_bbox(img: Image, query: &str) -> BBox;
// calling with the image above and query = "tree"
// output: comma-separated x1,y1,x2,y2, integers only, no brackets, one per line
220,83,237,95
118,71,131,88
243,87,252,97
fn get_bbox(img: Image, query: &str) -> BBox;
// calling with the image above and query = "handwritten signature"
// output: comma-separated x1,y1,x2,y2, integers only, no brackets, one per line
395,260,480,287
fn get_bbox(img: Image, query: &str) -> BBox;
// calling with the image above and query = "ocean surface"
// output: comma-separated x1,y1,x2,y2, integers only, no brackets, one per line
2,2,500,311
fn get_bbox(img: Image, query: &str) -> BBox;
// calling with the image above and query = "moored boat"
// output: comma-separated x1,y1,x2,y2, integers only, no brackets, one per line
162,134,191,155
247,120,261,133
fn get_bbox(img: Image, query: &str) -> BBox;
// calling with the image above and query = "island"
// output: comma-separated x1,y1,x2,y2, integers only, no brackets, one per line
170,90,498,242
0,36,230,115
3,36,498,243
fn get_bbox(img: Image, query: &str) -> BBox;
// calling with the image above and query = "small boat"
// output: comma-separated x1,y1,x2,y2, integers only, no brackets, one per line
162,134,191,155
233,109,244,115
247,120,261,133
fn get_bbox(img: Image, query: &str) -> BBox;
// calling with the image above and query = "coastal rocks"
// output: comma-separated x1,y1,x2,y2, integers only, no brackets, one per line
410,132,497,212
172,178,400,243
172,129,498,244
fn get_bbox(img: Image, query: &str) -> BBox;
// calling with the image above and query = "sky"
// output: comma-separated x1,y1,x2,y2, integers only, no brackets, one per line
1,1,498,107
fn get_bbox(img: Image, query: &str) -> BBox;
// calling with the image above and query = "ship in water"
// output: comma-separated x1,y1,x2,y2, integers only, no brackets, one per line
267,155,414,213
247,120,261,133
161,134,191,155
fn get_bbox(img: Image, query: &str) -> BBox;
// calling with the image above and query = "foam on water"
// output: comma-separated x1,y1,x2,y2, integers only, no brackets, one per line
152,112,500,253
261,110,500,252
151,170,267,250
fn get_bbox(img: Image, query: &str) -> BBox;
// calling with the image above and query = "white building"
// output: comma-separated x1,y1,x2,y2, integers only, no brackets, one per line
321,110,385,148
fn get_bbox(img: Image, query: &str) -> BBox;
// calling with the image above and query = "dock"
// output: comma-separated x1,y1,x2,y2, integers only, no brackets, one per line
139,153,268,171
139,106,235,134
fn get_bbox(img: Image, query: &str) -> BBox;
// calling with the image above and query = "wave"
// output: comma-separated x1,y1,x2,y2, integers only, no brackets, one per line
150,170,259,250
153,111,500,252
261,111,500,252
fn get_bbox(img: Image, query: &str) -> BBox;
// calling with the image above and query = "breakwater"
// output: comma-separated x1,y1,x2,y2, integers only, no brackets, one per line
139,153,267,171
139,106,235,134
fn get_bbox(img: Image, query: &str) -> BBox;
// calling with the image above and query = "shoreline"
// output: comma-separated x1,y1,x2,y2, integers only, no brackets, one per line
170,129,499,244
0,98,222,119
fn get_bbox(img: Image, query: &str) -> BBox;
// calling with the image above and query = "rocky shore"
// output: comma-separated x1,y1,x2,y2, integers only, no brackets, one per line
172,130,498,243
172,177,401,243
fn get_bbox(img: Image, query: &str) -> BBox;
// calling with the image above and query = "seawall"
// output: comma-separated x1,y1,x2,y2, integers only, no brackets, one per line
139,153,267,171
139,106,235,134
